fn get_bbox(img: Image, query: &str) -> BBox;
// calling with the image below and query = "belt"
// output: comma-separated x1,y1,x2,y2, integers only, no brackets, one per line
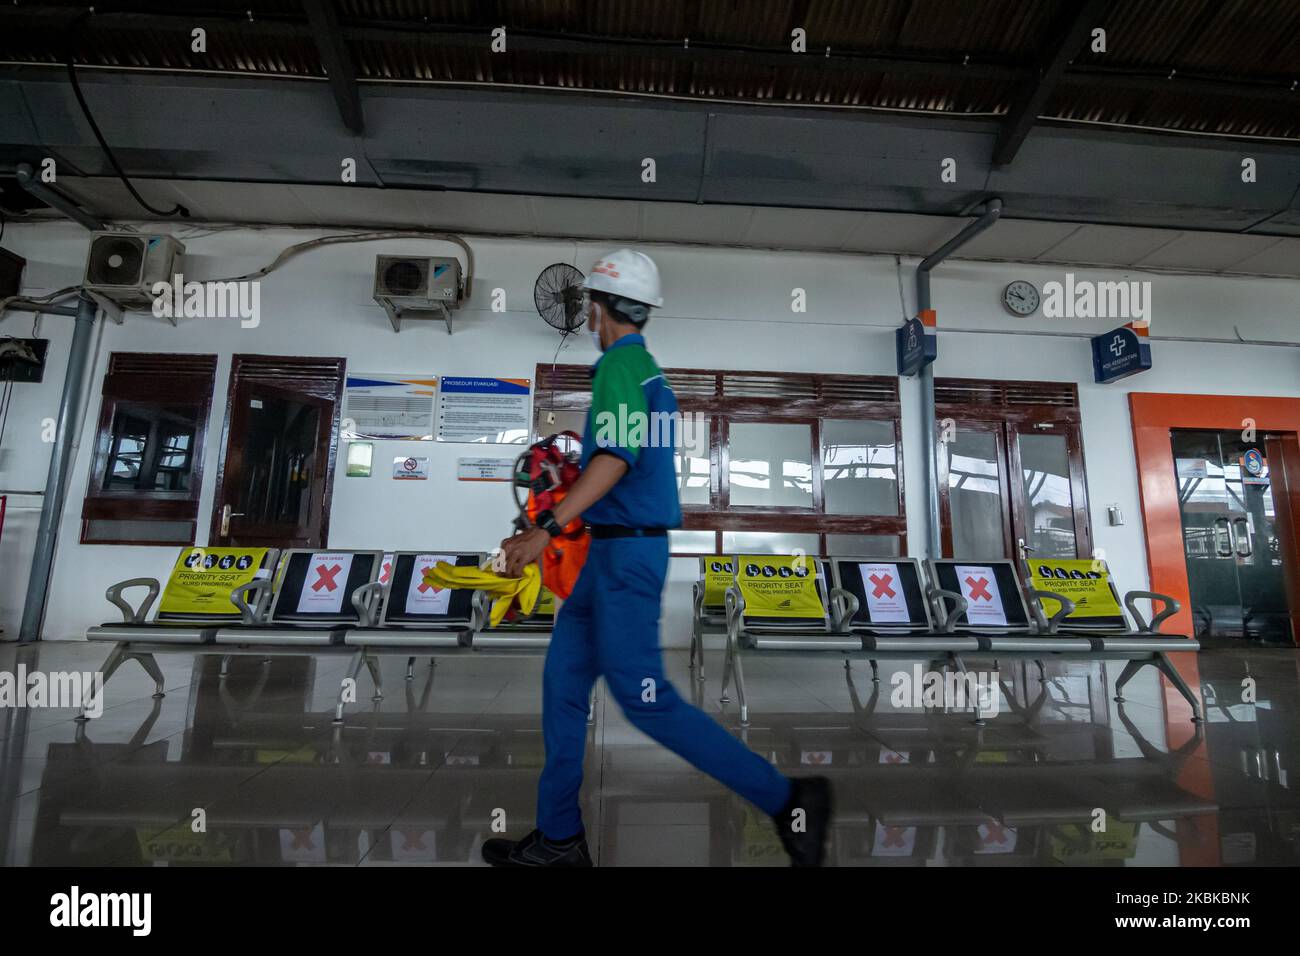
589,525,668,539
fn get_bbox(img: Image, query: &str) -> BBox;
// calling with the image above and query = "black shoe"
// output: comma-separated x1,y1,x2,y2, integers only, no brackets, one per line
773,776,833,866
481,829,593,867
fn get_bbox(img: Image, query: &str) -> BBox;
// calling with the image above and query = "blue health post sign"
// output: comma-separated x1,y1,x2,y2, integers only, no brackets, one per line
896,317,937,377
1091,326,1152,384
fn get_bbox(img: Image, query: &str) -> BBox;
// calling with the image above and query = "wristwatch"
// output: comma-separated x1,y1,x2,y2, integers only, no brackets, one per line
534,509,564,538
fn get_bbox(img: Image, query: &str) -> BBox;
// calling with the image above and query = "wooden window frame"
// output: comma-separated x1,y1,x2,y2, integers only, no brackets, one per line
935,377,1093,560
535,365,906,555
81,353,218,545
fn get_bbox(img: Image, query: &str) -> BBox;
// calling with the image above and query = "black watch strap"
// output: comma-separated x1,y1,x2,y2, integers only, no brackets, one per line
535,509,563,537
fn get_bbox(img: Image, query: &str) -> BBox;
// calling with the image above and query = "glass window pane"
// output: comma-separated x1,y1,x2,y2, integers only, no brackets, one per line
102,405,199,493
825,534,901,557
728,423,813,508
669,530,716,554
821,419,898,515
1018,432,1078,558
535,408,586,456
947,429,1006,558
722,531,819,556
674,418,710,506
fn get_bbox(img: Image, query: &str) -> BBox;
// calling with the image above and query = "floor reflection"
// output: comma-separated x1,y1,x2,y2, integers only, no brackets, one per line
2,640,1297,866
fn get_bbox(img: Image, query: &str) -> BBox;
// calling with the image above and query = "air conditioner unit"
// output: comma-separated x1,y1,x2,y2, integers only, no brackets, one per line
83,232,185,309
373,255,463,334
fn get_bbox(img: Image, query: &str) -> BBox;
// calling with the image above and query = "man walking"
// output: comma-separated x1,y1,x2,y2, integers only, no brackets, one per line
484,249,832,867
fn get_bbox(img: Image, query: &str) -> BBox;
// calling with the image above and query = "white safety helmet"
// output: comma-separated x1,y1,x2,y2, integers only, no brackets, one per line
582,248,663,309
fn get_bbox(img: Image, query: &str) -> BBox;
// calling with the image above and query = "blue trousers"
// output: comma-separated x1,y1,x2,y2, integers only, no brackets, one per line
537,535,792,840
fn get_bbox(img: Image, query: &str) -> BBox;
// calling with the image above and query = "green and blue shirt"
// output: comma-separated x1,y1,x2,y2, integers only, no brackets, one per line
580,334,683,529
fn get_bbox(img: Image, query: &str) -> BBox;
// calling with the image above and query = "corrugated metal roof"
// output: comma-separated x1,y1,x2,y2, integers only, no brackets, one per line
1,0,1296,139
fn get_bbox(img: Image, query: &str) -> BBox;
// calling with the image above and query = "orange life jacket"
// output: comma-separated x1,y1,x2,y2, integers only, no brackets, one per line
515,433,589,600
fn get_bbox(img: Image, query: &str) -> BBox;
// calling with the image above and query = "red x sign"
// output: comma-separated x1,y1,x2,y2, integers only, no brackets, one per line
882,827,908,848
868,573,896,598
399,830,427,851
416,566,443,593
965,575,992,601
981,821,1009,845
312,564,342,592
380,561,392,585
289,828,317,850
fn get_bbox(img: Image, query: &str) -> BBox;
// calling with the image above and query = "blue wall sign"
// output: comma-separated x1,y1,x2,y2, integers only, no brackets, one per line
1091,326,1152,384
896,317,936,377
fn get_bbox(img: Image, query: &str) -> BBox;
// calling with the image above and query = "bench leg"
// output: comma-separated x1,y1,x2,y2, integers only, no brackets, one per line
719,635,734,704
366,655,385,701
219,654,231,678
587,689,596,725
132,651,167,699
335,649,367,723
733,650,750,725
1036,659,1047,683
405,656,416,681
1152,652,1204,722
870,658,879,683
1112,658,1146,703
77,642,128,721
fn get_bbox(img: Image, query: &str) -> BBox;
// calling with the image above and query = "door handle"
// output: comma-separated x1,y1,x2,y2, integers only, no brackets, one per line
1213,517,1232,557
1234,517,1252,557
220,504,246,537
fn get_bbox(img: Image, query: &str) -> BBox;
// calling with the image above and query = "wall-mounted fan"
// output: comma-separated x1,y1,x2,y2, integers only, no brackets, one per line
533,263,586,334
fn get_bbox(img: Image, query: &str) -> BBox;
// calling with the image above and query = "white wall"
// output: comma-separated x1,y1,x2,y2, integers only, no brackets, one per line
1,219,1297,645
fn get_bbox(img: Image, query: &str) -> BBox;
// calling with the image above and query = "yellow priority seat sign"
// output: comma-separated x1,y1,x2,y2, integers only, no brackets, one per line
735,554,824,620
702,557,735,609
1027,559,1123,619
157,547,272,620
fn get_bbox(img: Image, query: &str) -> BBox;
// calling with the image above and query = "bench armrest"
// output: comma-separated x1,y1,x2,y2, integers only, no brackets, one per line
350,580,386,628
829,587,859,632
470,589,491,632
724,585,746,628
105,578,162,624
926,586,969,634
1124,590,1181,634
1025,588,1077,634
692,581,704,618
230,579,274,625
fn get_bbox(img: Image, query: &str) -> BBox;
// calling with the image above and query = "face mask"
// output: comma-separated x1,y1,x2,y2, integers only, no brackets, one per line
588,302,604,353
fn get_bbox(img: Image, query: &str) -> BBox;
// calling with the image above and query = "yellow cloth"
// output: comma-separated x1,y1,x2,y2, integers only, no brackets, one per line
422,562,542,627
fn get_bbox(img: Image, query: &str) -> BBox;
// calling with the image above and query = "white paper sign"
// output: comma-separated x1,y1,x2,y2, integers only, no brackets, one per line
390,828,438,862
873,821,916,857
279,823,326,863
295,552,355,614
405,553,454,616
974,821,1018,855
393,456,429,479
955,564,1008,626
857,562,910,623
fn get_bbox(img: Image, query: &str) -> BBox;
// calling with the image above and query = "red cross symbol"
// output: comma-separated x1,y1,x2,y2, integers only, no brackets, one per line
288,828,317,850
379,561,392,585
398,830,428,851
981,821,1009,846
311,564,342,592
869,573,896,598
881,826,908,848
965,576,992,601
416,566,443,593
884,751,906,764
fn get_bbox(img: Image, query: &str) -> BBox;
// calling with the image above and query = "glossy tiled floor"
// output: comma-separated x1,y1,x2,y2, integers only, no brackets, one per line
1,639,1296,865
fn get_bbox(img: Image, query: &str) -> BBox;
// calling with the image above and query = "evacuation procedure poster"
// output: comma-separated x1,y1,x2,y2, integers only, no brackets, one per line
735,555,824,619
436,376,531,443
156,547,270,619
342,374,438,440
1028,559,1124,619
